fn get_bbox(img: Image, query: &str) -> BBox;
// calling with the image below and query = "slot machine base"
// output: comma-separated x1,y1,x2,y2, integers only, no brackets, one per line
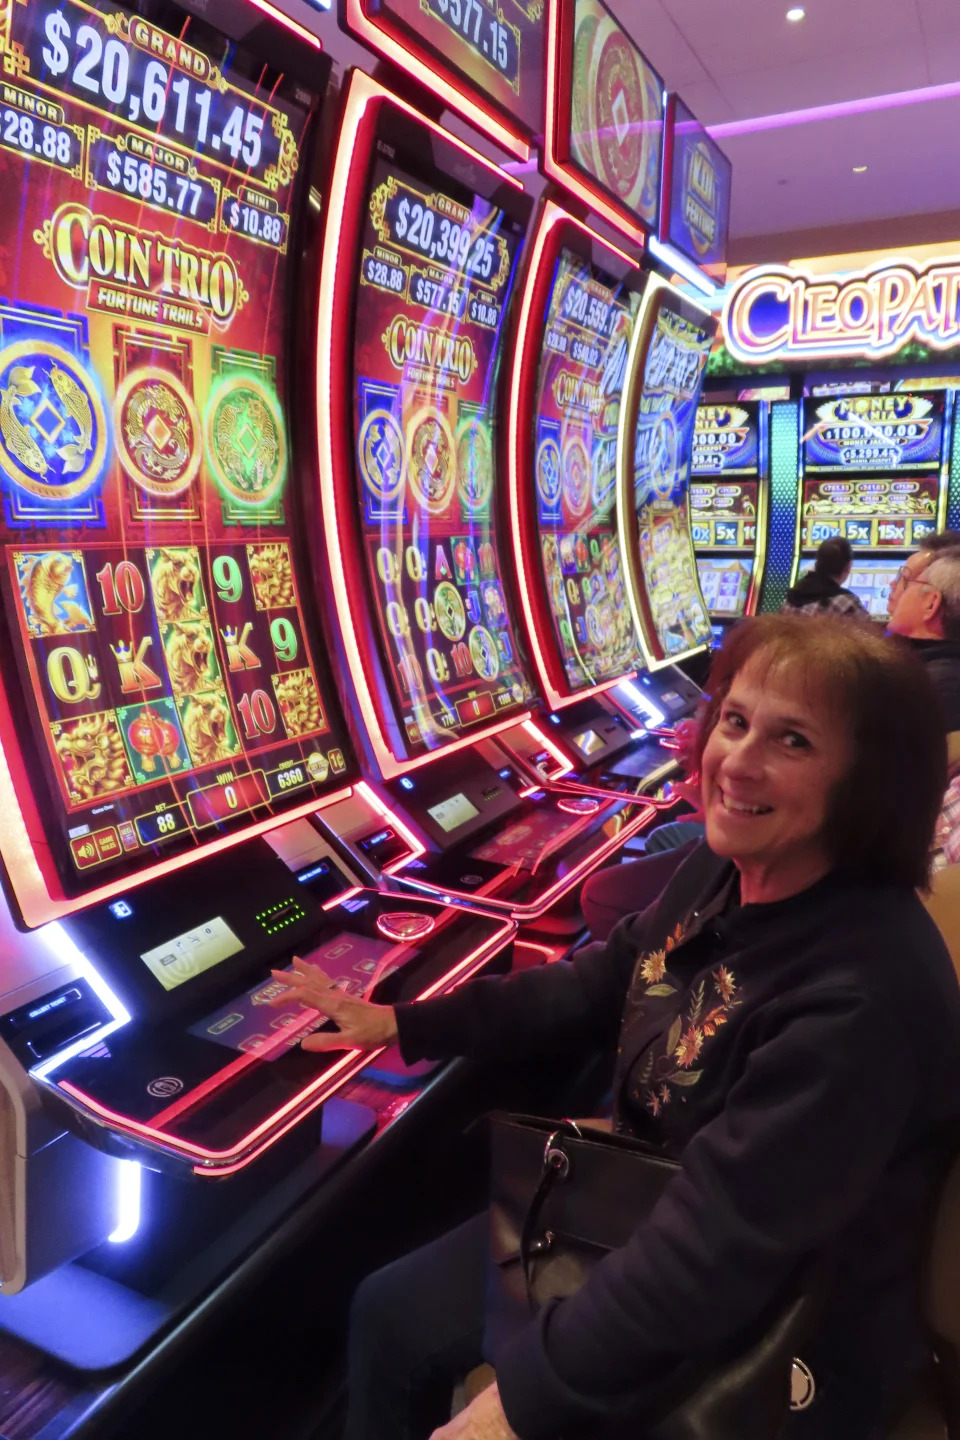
0,1097,375,1371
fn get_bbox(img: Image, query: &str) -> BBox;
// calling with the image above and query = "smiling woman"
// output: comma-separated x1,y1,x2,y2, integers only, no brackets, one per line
694,612,946,894
280,615,960,1440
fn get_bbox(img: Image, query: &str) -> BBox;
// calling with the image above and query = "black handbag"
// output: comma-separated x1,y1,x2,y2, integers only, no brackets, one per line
487,1114,828,1440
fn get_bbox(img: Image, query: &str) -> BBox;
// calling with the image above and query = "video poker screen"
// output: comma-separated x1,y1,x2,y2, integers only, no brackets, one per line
567,0,664,232
632,300,713,657
696,556,753,618
797,556,901,620
534,247,643,692
0,0,349,893
364,0,545,136
352,144,535,751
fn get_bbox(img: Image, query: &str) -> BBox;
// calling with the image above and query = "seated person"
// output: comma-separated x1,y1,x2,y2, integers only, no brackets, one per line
887,546,960,732
274,615,960,1440
782,536,869,619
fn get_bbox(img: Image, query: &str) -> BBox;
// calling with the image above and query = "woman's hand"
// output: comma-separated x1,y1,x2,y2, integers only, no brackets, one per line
268,956,399,1053
430,1382,520,1439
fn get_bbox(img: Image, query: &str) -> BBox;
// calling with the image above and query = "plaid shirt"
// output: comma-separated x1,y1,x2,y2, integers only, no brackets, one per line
934,774,960,871
783,592,871,621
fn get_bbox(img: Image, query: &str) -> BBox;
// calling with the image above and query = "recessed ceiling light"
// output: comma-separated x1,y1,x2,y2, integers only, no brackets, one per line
853,164,868,172
786,6,805,19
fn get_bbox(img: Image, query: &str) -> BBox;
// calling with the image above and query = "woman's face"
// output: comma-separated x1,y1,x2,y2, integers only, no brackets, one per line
701,653,851,882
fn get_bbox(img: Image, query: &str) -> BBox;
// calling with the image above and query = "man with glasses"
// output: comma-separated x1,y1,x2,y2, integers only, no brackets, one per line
888,546,960,733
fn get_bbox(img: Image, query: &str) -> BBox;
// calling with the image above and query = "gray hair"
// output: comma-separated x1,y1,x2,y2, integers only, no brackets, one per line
924,549,960,641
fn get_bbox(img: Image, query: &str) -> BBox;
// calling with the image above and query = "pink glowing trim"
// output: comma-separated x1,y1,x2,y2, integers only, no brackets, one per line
245,0,323,48
322,885,364,911
557,795,600,816
521,720,575,777
355,779,426,866
708,80,960,139
376,912,436,941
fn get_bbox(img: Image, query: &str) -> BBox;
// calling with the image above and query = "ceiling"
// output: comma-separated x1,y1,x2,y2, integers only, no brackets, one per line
602,0,960,248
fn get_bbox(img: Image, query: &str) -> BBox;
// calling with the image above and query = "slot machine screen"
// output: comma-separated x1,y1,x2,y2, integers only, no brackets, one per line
696,556,753,618
803,393,945,473
566,0,664,232
797,556,901,620
361,0,545,136
664,97,732,275
352,143,534,752
533,247,643,691
0,0,348,895
632,297,713,658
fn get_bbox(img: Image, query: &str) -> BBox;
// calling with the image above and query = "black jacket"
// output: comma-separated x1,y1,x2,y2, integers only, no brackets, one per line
784,570,868,619
906,636,960,733
396,844,960,1439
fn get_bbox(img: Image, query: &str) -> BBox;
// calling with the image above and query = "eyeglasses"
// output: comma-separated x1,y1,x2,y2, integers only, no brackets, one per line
892,564,935,592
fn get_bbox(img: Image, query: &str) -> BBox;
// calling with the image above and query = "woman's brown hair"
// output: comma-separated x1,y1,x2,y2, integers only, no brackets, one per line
693,613,947,891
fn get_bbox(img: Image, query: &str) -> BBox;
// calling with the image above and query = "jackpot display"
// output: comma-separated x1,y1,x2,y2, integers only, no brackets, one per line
362,0,545,135
691,404,760,549
352,148,534,751
631,300,713,657
534,248,642,691
568,0,664,231
664,97,732,274
803,393,945,473
0,0,346,890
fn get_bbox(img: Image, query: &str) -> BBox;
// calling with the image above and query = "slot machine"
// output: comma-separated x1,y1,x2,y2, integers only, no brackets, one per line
618,278,718,676
311,70,664,924
691,400,769,631
794,391,951,621
504,200,702,796
0,0,514,1368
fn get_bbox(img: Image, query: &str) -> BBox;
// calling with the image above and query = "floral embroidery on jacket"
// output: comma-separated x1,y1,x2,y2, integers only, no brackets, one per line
630,945,742,1116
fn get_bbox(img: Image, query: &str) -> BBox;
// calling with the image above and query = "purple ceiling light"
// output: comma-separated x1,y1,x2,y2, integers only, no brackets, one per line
708,80,960,139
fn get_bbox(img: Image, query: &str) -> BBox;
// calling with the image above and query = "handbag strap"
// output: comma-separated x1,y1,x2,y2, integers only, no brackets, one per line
519,1122,581,1310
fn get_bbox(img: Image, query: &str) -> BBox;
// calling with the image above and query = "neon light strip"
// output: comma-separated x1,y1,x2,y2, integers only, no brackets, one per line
244,0,323,48
355,780,426,865
343,0,530,160
59,1049,380,1165
31,922,130,1079
708,79,960,139
648,236,720,300
616,679,667,727
521,719,575,777
108,1162,142,1244
322,885,363,911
